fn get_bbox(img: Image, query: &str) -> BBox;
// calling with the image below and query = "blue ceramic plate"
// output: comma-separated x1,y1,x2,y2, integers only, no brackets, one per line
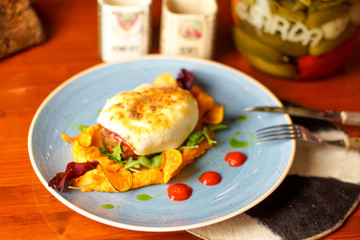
28,55,295,232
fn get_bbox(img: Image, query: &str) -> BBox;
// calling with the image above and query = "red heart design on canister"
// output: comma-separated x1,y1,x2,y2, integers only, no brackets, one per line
116,13,139,31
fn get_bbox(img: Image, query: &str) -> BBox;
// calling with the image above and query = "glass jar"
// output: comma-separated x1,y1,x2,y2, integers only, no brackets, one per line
231,0,359,80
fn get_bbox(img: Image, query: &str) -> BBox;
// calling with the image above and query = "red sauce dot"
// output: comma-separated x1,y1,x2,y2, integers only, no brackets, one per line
225,151,247,167
199,171,222,186
167,183,192,201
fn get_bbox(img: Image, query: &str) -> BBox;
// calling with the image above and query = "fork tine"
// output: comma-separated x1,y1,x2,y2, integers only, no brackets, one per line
256,124,294,133
256,136,298,143
255,124,298,143
256,124,295,136
257,130,296,138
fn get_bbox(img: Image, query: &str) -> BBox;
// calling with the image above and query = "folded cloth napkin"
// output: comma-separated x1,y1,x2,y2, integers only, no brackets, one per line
188,118,360,240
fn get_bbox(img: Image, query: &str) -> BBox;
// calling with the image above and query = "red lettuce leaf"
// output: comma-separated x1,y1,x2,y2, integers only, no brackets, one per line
48,161,99,192
177,69,194,90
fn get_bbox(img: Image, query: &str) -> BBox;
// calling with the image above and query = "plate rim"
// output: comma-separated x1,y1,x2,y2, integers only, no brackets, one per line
28,54,295,232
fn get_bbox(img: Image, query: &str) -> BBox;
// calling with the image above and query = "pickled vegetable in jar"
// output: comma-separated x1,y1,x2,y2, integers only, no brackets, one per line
231,0,360,80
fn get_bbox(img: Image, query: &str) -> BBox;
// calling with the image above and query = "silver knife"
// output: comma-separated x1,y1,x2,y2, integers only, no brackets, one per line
245,106,360,126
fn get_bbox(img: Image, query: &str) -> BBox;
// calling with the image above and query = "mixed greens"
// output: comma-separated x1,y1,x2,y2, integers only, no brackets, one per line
102,123,227,173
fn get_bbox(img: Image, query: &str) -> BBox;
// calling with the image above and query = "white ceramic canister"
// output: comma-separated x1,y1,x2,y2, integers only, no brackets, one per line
98,0,152,62
160,0,218,59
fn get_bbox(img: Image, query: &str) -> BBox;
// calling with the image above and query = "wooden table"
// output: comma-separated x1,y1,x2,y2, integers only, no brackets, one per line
1,0,359,239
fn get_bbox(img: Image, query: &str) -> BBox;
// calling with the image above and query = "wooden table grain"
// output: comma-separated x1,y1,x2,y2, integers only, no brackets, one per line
1,0,359,239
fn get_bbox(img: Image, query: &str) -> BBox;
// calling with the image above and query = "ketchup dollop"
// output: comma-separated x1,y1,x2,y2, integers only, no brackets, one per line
199,171,222,186
167,183,192,201
225,151,247,167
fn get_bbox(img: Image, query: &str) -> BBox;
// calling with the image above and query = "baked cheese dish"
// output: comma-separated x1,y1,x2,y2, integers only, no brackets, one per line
48,70,225,193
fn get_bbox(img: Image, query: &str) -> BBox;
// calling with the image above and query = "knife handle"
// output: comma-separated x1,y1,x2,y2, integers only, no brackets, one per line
345,138,360,149
341,111,360,126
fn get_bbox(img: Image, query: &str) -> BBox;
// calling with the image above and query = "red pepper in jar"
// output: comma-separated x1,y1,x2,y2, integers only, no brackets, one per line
298,31,358,80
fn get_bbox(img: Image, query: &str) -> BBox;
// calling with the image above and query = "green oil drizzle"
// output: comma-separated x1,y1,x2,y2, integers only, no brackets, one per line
228,114,252,147
229,131,256,148
102,204,115,209
237,114,248,121
230,138,249,148
136,194,153,201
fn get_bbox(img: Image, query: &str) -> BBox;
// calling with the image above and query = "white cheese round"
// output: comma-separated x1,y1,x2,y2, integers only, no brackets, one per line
97,84,199,155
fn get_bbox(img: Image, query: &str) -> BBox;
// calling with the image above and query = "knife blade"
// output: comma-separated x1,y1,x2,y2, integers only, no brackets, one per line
245,106,360,126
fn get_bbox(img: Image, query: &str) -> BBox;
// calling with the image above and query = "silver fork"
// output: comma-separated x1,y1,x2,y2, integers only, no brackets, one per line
255,124,360,149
